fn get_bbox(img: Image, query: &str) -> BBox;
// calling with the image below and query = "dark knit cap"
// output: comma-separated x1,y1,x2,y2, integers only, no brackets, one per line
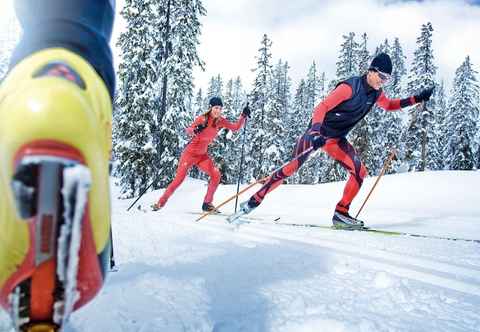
370,53,392,75
209,96,223,108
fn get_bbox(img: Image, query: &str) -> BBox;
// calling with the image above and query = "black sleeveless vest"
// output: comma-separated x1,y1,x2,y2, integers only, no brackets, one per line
320,76,382,138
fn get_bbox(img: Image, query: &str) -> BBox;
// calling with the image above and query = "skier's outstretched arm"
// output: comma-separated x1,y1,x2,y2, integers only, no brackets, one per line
219,114,246,132
376,87,434,111
219,104,250,132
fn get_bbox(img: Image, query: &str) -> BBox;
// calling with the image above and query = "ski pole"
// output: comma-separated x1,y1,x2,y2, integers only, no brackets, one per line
355,148,397,219
126,175,158,211
109,227,116,270
234,109,249,212
195,175,268,222
196,146,315,222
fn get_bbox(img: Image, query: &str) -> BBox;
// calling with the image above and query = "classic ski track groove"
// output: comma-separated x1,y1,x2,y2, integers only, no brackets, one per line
185,217,480,297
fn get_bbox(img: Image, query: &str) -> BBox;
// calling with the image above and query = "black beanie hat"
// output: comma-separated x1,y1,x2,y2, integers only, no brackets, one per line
209,96,223,108
370,53,392,75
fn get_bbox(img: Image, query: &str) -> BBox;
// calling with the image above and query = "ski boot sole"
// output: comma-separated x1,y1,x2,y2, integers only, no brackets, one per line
1,141,105,331
332,221,365,230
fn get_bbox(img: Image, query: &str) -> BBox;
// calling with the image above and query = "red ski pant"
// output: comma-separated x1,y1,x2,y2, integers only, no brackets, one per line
157,151,221,206
251,134,367,213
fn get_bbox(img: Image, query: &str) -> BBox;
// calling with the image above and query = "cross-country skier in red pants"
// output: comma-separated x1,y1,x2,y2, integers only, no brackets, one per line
153,97,250,212
237,53,434,229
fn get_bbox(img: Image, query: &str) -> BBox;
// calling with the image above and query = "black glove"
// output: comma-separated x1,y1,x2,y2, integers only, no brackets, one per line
414,87,434,103
242,104,251,117
306,123,326,150
193,123,207,134
308,135,326,150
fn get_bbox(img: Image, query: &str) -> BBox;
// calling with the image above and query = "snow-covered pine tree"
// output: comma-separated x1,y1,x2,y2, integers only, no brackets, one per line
224,79,235,112
231,77,247,116
206,74,224,100
258,59,288,177
444,56,479,170
390,38,407,97
208,75,233,184
298,61,323,184
246,34,274,180
114,0,163,197
114,0,206,197
350,35,377,175
335,32,359,83
367,37,408,175
433,81,447,170
384,37,408,173
318,71,327,100
405,22,438,172
287,79,308,184
193,88,205,116
272,60,293,164
224,77,248,184
357,33,371,75
375,38,391,57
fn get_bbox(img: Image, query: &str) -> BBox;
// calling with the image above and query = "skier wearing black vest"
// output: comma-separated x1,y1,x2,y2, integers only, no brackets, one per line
236,53,434,229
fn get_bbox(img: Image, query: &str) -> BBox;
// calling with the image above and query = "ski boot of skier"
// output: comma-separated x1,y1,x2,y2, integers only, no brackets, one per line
0,1,115,331
153,97,249,214
234,53,434,229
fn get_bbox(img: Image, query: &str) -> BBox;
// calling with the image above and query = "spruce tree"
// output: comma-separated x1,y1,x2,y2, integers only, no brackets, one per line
357,33,371,75
247,34,274,180
298,62,322,183
114,0,206,197
114,0,163,197
256,59,288,177
433,81,447,170
272,60,293,164
382,37,407,174
208,75,233,184
405,22,438,171
224,77,247,184
288,79,308,184
335,32,359,83
206,74,224,100
444,56,479,170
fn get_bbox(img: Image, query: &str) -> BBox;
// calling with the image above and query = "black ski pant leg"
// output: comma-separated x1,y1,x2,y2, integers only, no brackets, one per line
10,0,116,99
249,133,314,206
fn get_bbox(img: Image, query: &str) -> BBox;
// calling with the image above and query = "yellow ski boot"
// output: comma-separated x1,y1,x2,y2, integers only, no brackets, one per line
0,48,112,331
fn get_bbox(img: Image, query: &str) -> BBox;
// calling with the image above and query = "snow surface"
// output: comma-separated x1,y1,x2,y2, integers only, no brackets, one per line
1,171,479,331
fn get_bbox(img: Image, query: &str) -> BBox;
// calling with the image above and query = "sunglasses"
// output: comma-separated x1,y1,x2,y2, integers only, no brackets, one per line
371,67,391,82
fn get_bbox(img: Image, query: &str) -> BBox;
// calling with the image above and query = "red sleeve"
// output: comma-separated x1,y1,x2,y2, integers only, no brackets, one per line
312,83,353,124
219,114,246,132
186,115,206,135
376,92,416,111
